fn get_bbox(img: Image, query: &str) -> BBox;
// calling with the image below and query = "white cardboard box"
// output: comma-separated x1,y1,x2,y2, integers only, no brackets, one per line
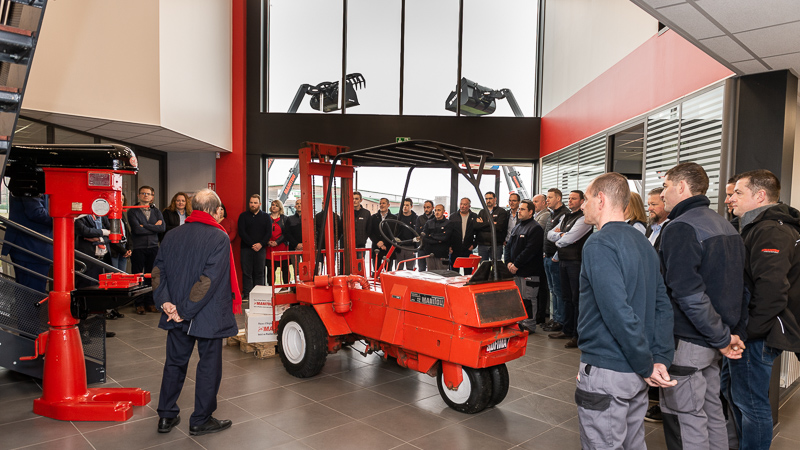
244,307,286,343
249,285,273,313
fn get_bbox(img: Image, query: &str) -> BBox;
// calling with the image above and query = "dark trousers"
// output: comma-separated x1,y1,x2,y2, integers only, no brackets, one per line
157,328,223,427
240,246,266,298
267,258,290,285
559,259,582,337
536,271,550,323
131,246,158,307
417,249,427,272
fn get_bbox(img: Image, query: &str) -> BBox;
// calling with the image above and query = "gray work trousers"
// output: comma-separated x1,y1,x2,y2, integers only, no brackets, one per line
575,362,648,449
660,339,726,450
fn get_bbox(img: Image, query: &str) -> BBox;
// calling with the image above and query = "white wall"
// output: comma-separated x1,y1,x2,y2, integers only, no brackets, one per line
540,0,658,116
24,0,161,124
159,0,232,151
167,151,216,197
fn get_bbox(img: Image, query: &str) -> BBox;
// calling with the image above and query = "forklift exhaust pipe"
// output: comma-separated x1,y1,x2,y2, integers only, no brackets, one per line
332,277,351,313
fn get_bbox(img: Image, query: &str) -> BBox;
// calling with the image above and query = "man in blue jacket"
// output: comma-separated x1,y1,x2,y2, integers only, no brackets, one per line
575,172,676,449
153,189,238,436
659,162,747,449
2,194,52,294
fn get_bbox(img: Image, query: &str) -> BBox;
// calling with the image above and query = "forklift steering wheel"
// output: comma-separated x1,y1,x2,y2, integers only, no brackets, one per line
379,219,423,252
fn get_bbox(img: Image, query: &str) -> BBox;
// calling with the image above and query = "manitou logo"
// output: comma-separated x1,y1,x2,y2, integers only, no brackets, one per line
486,338,509,353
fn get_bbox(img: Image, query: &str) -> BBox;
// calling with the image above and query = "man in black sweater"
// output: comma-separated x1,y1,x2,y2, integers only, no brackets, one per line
237,194,270,299
474,191,509,261
506,200,544,333
659,162,747,449
395,198,418,270
449,198,478,274
421,204,453,270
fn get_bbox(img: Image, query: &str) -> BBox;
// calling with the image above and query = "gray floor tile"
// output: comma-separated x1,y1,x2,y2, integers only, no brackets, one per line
410,395,482,423
369,377,440,403
0,379,42,403
0,416,79,450
14,434,95,450
461,408,553,445
263,402,355,439
772,435,800,449
82,416,187,450
521,360,579,382
319,353,371,374
499,393,577,426
320,389,404,419
106,359,165,383
0,396,40,425
332,365,409,387
190,418,296,450
519,426,581,449
365,405,451,441
72,405,157,434
409,423,513,450
284,375,361,401
535,380,575,404
229,387,314,418
218,372,281,400
144,437,207,450
507,368,562,394
300,421,403,450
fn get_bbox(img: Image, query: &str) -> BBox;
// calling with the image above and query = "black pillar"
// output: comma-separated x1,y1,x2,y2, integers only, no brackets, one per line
731,69,797,204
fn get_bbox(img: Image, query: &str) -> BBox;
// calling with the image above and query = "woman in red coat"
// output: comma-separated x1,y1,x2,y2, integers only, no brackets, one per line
265,199,289,286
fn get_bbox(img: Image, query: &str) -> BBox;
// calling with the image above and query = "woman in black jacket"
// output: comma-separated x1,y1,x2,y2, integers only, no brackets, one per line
266,199,290,286
161,192,192,240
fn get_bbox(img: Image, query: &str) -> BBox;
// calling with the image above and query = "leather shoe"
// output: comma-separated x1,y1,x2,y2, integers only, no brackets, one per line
565,337,578,349
543,323,562,332
158,416,180,433
548,331,570,339
189,416,232,436
136,306,146,315
146,305,159,313
518,319,536,334
105,331,116,338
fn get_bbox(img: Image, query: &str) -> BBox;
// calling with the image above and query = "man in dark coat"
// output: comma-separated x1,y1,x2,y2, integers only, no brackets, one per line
153,189,238,436
237,194,269,298
2,194,52,294
416,200,434,272
474,191,509,261
128,186,165,314
506,200,544,333
421,204,453,270
449,197,478,274
727,169,800,449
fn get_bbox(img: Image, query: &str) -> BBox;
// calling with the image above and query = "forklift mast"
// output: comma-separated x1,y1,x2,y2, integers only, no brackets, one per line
501,166,530,200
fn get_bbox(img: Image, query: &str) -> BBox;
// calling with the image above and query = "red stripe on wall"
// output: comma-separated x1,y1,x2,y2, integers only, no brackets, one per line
539,30,734,157
217,0,247,290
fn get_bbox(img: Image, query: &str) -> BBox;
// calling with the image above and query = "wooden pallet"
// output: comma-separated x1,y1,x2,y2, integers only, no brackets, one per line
227,329,278,359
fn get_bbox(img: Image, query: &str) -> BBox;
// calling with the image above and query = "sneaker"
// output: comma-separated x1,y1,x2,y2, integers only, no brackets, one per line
644,404,663,423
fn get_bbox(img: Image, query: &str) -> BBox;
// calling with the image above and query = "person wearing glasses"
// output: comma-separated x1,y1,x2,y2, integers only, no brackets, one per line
128,186,166,314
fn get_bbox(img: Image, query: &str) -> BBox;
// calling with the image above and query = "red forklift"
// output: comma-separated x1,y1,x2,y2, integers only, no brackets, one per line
271,141,528,414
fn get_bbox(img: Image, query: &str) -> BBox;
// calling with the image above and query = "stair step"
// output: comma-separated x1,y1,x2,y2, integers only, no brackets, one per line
0,135,9,151
0,25,34,65
10,0,45,8
0,88,21,112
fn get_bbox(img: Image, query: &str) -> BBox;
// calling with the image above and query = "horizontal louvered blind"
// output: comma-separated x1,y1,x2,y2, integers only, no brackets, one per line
541,153,558,192
679,86,724,206
644,106,680,195
558,145,580,193
577,136,606,192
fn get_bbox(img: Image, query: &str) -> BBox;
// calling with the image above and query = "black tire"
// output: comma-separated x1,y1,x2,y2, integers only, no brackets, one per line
486,364,510,408
437,365,493,414
277,305,328,378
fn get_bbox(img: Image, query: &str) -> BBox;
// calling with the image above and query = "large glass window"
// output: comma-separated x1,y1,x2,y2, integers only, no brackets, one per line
644,106,680,195
403,0,459,116
267,0,344,113
460,0,537,117
346,0,401,115
679,86,724,206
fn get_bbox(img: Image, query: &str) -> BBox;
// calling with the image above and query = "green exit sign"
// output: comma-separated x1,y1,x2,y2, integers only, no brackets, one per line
396,137,411,143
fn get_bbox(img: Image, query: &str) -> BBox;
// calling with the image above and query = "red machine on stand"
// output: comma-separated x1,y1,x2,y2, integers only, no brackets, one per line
5,145,151,421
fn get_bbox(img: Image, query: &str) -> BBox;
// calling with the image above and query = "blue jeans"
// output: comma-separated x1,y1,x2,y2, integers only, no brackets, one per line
544,257,563,323
477,244,502,261
721,339,781,450
110,254,128,272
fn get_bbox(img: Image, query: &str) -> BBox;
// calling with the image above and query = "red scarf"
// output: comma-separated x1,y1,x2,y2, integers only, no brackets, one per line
185,210,243,314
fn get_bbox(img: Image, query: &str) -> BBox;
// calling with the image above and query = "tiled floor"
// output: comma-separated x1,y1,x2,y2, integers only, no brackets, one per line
3,306,800,450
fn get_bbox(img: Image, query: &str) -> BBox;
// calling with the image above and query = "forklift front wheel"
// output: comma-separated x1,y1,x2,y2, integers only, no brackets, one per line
486,364,510,408
437,366,492,414
277,305,328,378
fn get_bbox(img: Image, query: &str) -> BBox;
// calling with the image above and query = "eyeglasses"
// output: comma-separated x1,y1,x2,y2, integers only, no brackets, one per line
139,192,154,196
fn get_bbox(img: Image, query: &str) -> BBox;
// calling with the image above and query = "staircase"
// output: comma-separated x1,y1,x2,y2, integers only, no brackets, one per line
0,0,108,384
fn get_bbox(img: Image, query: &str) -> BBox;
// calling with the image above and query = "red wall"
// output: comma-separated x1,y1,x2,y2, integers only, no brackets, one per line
217,0,247,288
539,30,734,157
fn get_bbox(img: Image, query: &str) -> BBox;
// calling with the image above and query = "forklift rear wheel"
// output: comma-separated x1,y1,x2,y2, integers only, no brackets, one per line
486,364,510,407
437,366,492,414
277,305,328,378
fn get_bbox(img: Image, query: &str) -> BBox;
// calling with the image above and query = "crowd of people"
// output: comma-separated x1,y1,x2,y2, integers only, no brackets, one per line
4,164,800,446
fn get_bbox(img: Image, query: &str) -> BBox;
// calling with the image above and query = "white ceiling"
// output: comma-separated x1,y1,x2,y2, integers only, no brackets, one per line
19,109,226,153
631,0,800,78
